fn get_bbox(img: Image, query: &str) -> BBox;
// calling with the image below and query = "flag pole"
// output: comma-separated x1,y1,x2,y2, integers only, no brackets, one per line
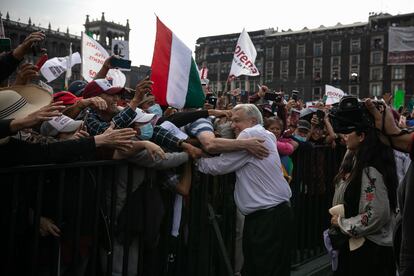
80,32,84,81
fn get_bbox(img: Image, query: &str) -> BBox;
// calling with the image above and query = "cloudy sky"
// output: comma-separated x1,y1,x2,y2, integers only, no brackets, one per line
3,0,413,66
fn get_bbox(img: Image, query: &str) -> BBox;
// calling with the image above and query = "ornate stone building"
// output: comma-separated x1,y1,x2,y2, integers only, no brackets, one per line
2,12,142,90
196,12,414,101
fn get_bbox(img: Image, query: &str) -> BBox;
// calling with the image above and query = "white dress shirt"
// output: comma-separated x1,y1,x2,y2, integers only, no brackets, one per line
197,124,292,215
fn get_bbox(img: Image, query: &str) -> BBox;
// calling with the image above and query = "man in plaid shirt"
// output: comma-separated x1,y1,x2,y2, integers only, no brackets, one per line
82,78,200,155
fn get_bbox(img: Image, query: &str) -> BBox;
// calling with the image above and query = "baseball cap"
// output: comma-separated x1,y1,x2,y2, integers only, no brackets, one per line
130,108,156,125
53,91,83,105
40,115,83,137
68,80,88,96
297,120,311,131
82,79,126,99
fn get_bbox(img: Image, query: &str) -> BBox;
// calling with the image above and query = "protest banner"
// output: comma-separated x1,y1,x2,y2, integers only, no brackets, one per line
111,39,129,60
81,32,109,82
40,52,81,83
393,89,405,109
325,85,345,105
81,33,126,86
229,29,259,78
388,27,414,65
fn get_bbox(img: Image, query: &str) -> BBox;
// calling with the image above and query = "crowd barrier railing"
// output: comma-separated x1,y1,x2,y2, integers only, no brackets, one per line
0,145,345,276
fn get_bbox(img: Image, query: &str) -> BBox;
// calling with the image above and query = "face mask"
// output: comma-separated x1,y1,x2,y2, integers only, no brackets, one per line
293,134,307,142
148,104,163,117
139,123,154,140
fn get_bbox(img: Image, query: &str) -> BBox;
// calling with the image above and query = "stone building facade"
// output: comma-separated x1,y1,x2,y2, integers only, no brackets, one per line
195,12,414,101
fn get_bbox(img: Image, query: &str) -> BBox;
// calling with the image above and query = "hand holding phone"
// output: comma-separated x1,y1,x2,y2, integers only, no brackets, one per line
110,56,131,70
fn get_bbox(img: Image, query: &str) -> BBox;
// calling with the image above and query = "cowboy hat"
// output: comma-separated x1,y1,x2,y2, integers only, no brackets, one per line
0,84,52,120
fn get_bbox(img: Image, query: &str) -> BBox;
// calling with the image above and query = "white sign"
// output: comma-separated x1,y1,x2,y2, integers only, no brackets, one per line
229,29,259,78
111,40,129,60
106,68,126,87
325,85,345,105
81,32,110,82
40,52,81,83
48,115,73,131
388,27,414,65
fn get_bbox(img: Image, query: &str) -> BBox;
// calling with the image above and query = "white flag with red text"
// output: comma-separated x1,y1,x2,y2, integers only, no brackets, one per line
40,52,81,83
325,85,345,105
229,29,259,78
81,32,126,86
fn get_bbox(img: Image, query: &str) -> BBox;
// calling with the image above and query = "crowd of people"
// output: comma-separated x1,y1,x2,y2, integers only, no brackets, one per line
1,31,414,276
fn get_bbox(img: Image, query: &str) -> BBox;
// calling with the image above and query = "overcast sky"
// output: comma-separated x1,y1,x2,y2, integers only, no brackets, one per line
2,0,413,66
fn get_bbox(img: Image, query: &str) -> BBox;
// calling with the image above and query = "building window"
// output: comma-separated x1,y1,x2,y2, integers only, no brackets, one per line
280,60,289,80
370,83,382,96
220,62,230,74
349,85,359,97
350,38,361,53
392,66,405,79
350,55,360,65
266,47,274,59
213,48,220,54
281,45,289,59
391,82,404,92
331,57,341,81
296,59,305,80
313,87,321,99
314,42,323,57
265,62,274,82
371,36,383,50
209,63,218,74
313,58,322,82
371,51,383,65
297,44,305,58
370,67,383,81
350,65,359,82
332,40,342,56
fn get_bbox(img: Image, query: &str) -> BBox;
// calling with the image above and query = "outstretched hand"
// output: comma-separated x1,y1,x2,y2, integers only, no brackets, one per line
13,31,46,60
94,123,136,151
9,101,65,133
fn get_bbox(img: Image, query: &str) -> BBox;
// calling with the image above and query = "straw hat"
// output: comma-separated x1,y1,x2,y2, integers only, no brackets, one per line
0,84,52,120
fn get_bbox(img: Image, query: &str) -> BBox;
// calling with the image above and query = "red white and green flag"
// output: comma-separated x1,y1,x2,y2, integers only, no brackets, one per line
151,17,205,109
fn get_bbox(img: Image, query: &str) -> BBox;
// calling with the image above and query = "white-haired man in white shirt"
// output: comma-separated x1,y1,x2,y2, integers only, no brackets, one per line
197,104,293,276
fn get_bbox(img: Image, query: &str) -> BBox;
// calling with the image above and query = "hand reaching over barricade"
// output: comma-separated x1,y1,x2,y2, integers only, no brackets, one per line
143,140,167,160
129,77,154,110
94,123,136,151
39,217,61,237
9,101,65,133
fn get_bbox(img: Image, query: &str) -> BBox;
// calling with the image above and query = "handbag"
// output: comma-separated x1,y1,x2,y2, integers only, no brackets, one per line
328,226,349,250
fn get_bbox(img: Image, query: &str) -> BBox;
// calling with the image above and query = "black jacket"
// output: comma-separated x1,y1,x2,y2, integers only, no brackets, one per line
0,51,21,83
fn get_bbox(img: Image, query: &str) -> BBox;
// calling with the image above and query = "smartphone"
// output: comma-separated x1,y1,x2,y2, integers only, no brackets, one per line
35,54,48,70
0,38,11,53
110,57,131,69
31,31,45,56
316,109,325,120
264,92,282,102
208,96,217,108
146,69,152,79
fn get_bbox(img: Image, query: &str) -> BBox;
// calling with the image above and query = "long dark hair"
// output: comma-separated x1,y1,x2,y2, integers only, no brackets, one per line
338,128,398,213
